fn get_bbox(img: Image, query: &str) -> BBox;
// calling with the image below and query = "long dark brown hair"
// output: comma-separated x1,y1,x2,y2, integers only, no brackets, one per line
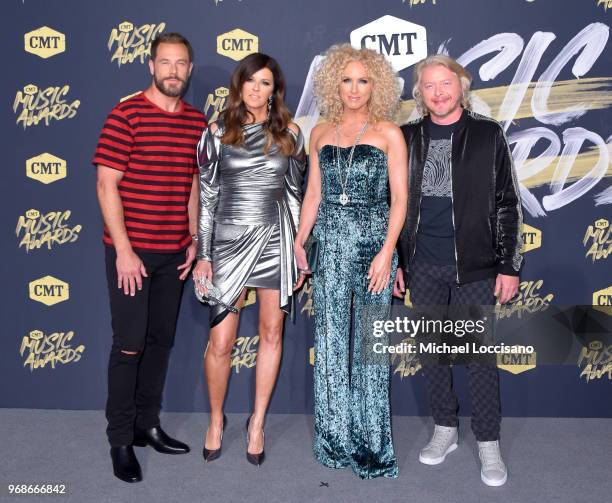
221,53,295,156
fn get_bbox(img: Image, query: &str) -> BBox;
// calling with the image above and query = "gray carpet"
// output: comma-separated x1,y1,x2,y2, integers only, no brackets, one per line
1,410,610,503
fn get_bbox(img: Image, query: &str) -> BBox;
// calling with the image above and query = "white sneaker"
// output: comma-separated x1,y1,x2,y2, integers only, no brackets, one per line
418,425,458,465
478,440,508,487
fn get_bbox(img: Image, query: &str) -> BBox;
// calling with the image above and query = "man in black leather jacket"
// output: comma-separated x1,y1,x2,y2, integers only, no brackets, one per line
394,55,523,487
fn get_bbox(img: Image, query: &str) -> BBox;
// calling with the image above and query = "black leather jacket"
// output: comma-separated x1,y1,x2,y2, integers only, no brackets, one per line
398,110,523,285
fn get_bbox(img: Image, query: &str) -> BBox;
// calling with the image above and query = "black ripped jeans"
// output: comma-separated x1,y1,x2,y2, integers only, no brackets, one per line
104,246,185,447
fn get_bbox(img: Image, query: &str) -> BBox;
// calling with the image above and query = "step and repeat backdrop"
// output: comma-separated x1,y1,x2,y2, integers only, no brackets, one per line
2,0,611,417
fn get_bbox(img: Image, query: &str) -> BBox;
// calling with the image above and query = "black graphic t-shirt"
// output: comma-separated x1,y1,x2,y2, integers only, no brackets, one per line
415,110,466,265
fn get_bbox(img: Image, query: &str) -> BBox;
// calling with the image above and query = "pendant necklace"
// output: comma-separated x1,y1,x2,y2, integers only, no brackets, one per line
335,120,368,205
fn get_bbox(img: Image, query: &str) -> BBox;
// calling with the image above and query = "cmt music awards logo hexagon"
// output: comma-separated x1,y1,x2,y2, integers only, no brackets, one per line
592,286,612,316
22,83,38,96
217,28,258,61
29,275,69,306
26,153,66,184
521,223,542,253
497,349,537,375
594,218,609,230
25,209,40,220
24,26,65,59
349,15,427,72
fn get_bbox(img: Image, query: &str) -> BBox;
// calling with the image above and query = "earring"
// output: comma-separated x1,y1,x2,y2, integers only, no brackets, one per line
267,95,273,114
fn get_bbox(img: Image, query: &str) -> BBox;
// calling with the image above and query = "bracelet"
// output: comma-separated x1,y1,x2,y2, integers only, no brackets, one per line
191,233,199,242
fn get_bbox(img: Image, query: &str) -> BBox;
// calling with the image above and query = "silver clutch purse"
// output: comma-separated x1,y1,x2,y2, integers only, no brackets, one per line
194,277,239,313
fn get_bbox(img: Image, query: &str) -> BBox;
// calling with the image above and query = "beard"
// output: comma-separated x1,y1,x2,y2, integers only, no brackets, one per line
428,97,462,118
154,75,188,98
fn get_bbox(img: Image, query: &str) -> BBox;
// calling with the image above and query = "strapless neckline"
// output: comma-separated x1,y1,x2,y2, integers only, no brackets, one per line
319,144,387,157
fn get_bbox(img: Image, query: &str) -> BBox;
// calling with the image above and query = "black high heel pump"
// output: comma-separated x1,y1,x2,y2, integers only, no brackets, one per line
245,415,265,466
202,414,227,462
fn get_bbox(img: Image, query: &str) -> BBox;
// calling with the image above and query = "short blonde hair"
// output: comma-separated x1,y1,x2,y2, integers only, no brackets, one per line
314,43,401,124
412,55,472,116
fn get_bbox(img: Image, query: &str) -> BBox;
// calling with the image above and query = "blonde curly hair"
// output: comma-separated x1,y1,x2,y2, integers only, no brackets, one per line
314,44,401,124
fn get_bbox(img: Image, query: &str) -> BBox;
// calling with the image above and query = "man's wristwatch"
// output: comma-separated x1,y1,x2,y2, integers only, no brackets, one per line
191,233,199,242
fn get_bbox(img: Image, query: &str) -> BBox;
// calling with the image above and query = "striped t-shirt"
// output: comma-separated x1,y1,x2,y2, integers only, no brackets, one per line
93,92,206,252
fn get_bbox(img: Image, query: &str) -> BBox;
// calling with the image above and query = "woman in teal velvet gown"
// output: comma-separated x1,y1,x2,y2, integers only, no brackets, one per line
294,44,408,479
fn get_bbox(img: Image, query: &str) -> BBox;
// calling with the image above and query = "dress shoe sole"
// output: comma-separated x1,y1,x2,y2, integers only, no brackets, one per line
113,471,142,483
418,442,458,465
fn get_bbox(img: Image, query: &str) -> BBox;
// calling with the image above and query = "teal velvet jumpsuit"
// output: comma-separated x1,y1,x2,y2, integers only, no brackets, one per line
312,144,398,479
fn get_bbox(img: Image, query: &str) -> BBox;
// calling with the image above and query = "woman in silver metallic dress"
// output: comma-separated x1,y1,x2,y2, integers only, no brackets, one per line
192,53,306,466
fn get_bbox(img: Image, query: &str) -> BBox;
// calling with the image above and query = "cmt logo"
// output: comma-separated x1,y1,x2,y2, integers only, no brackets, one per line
23,84,38,95
24,26,65,59
497,350,537,374
592,286,612,307
25,209,40,219
26,153,66,184
28,275,69,306
217,29,258,61
350,15,427,72
204,87,229,122
521,223,542,253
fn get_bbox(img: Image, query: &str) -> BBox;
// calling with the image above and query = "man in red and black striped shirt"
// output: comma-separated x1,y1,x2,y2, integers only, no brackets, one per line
94,32,206,483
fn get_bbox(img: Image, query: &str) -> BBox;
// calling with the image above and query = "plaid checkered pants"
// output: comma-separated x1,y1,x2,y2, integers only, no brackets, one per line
408,261,501,441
